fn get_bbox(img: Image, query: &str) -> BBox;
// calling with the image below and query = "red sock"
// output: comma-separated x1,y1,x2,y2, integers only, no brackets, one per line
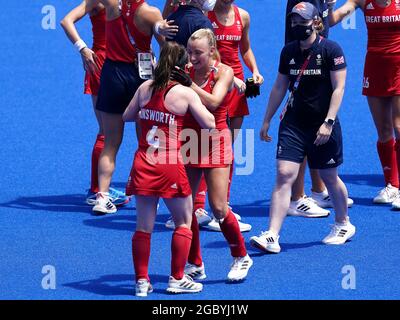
377,139,399,187
171,227,193,280
227,151,234,203
188,211,203,266
395,139,400,185
219,209,247,258
194,174,207,211
132,231,151,282
91,134,105,193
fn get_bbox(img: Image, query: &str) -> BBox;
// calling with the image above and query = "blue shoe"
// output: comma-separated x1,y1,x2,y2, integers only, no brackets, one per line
86,188,130,206
108,187,130,206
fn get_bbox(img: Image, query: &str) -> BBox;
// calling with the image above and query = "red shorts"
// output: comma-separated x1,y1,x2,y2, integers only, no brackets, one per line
184,127,233,168
362,52,400,97
84,49,106,96
227,87,249,118
126,150,191,198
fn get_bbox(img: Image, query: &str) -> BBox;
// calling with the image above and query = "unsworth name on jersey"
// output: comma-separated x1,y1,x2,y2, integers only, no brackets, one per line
140,108,176,125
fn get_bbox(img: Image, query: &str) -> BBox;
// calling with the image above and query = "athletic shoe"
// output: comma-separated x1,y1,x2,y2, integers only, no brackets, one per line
86,188,130,206
250,230,281,253
135,278,153,297
373,184,398,204
322,218,356,245
311,189,354,208
166,275,203,294
228,204,242,221
165,207,213,230
287,195,330,218
184,262,207,280
92,192,117,215
227,254,253,282
391,193,400,210
202,217,252,232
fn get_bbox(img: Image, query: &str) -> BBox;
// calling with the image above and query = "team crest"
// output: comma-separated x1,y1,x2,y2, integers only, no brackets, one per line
316,54,322,66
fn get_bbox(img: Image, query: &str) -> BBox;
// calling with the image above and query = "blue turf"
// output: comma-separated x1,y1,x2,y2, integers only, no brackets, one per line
1,0,399,300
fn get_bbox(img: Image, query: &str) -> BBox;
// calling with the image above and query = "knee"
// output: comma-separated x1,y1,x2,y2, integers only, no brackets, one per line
276,168,297,187
210,201,227,220
319,171,338,187
377,125,394,142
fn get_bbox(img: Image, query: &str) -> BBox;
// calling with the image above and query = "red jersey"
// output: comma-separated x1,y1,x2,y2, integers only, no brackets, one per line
126,83,192,198
138,83,185,156
208,6,244,78
106,0,151,63
184,62,232,168
90,8,106,51
185,62,230,131
364,0,400,54
121,0,152,52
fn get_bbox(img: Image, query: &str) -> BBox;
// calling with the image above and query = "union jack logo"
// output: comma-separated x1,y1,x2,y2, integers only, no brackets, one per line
294,3,307,11
334,56,345,65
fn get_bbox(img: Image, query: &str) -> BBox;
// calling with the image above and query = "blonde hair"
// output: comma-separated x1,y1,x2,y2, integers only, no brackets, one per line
189,28,220,60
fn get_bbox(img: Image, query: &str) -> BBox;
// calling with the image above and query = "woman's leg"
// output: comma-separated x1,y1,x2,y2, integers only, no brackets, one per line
185,167,204,267
318,168,348,223
164,196,193,280
368,96,399,188
132,195,158,282
97,112,125,193
268,160,301,235
90,96,105,194
204,167,247,258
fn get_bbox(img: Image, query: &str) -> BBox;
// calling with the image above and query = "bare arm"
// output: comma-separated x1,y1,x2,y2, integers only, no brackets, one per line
260,73,290,142
314,68,347,146
123,81,153,122
190,65,234,111
60,0,100,73
329,0,361,27
239,9,263,85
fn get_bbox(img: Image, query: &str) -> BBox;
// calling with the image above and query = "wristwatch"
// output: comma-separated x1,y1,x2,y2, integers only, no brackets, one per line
324,118,335,126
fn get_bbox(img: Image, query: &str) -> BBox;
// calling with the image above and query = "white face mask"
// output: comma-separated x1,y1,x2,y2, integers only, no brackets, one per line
201,0,216,11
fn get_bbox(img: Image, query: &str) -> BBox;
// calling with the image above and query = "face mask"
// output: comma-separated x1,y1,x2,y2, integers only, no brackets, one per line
201,0,216,11
291,24,313,41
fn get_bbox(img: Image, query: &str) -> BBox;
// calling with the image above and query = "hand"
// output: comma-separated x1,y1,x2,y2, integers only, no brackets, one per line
80,47,99,74
260,121,272,142
245,78,261,98
156,19,179,38
234,77,246,95
327,0,337,9
170,66,193,87
314,122,333,146
252,71,264,85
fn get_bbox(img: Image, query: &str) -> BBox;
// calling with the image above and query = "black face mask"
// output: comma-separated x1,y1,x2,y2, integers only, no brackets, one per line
291,24,314,41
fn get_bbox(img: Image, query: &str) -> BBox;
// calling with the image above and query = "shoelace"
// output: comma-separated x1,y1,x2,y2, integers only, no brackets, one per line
230,257,243,270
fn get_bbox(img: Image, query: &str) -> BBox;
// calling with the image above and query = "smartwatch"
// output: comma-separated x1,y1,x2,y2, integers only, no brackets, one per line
324,118,335,127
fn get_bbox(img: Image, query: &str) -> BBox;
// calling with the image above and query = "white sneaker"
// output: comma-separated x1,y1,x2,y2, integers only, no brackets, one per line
322,218,356,245
195,208,212,226
92,192,117,215
164,207,212,230
184,262,206,280
166,274,203,294
373,184,398,204
287,196,330,218
135,278,153,297
391,192,400,210
311,189,354,208
228,204,242,221
250,230,281,253
227,254,253,282
202,217,252,232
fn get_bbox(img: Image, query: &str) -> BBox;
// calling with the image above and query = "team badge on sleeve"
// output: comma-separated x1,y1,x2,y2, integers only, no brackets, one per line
334,56,345,65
